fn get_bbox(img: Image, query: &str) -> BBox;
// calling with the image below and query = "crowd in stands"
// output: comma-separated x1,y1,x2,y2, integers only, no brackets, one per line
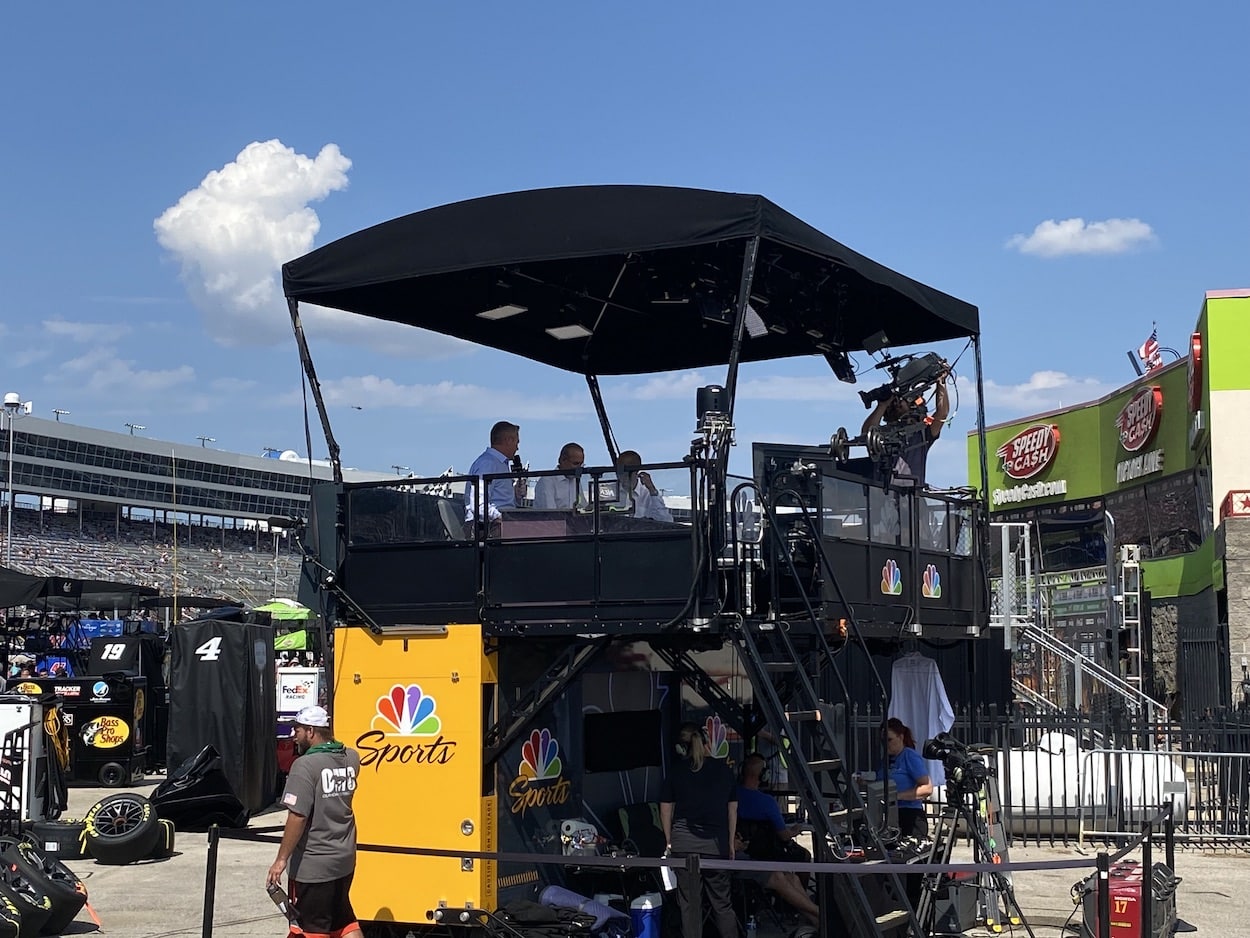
6,507,302,605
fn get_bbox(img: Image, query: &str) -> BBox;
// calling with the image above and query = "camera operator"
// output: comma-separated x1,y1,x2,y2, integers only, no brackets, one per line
860,366,950,486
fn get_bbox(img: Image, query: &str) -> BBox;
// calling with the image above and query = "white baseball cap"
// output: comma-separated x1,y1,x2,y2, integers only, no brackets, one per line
282,705,330,728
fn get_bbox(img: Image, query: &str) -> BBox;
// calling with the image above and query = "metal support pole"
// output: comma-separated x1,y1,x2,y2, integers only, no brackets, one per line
1096,852,1111,938
5,406,16,568
202,824,220,938
1142,819,1153,938
1105,510,1120,682
1165,801,1175,871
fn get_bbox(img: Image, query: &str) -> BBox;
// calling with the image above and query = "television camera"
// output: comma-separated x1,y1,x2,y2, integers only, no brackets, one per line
828,351,949,468
922,732,989,796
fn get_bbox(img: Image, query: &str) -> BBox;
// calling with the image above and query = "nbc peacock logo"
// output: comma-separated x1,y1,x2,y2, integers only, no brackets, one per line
704,716,730,759
356,683,456,771
510,728,570,815
880,559,902,595
519,728,563,780
922,564,942,599
373,684,442,736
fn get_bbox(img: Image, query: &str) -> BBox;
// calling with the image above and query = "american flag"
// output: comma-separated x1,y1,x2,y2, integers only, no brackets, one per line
1138,328,1162,371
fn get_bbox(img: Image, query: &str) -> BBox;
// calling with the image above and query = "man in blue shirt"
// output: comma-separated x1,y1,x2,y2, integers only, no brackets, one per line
735,753,811,878
465,421,525,523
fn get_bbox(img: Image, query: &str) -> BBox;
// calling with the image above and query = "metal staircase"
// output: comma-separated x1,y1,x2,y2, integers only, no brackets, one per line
736,488,922,938
1016,621,1165,720
989,522,1163,719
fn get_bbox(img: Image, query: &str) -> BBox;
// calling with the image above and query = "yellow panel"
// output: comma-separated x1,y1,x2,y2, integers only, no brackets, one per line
336,625,495,925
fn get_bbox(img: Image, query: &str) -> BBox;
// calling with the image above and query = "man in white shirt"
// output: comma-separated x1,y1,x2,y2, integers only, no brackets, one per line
617,450,673,523
533,443,586,509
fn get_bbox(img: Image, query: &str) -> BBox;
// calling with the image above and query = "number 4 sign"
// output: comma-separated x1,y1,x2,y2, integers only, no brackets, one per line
194,636,223,662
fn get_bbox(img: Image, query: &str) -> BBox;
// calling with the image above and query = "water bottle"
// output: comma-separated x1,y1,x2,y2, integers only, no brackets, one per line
746,914,757,936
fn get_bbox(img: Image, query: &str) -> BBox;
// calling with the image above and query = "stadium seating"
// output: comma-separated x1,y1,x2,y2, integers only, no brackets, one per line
6,507,302,605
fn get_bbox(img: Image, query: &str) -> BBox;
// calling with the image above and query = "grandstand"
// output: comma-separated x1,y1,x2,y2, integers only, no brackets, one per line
0,416,392,607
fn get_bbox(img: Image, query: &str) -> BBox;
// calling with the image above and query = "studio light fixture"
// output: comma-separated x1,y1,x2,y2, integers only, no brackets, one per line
477,303,527,321
545,324,593,340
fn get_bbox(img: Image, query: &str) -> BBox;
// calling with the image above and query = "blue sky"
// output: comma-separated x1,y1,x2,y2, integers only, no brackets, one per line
1,3,1246,488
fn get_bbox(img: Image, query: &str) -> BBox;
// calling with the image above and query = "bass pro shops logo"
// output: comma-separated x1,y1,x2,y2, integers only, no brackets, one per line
509,728,570,815
996,424,1060,480
356,683,457,771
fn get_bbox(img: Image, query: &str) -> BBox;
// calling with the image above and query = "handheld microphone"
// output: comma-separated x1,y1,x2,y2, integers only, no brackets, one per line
511,455,523,473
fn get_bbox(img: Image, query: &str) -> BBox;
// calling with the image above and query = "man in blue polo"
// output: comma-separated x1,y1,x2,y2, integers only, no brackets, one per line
736,753,811,877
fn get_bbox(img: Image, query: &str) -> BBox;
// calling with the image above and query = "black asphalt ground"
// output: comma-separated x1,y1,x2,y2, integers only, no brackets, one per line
45,781,1241,937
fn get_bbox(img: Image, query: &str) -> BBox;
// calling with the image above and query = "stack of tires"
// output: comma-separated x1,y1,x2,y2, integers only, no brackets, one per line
0,837,87,936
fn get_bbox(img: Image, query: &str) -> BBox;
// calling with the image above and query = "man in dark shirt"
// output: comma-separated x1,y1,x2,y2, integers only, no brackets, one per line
861,367,950,486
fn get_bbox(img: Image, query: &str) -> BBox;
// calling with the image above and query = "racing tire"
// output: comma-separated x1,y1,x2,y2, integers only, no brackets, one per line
0,875,53,937
83,793,162,865
27,820,89,861
0,889,25,938
98,762,128,787
1,837,87,934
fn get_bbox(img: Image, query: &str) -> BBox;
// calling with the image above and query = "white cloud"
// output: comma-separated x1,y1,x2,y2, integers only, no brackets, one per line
55,350,195,397
308,375,590,421
967,371,1117,414
737,375,860,403
623,371,710,400
1006,217,1156,257
43,320,133,344
154,139,352,347
618,371,864,404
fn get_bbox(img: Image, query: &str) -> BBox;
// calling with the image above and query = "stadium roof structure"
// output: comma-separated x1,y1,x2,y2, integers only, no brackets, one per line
282,185,979,376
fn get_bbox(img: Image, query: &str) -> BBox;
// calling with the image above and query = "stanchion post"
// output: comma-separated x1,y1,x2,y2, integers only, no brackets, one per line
1096,852,1111,938
1165,801,1175,871
202,824,220,938
1142,819,1153,938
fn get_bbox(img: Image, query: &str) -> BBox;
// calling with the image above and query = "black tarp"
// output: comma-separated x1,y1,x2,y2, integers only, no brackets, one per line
167,615,276,815
0,566,158,611
282,186,979,375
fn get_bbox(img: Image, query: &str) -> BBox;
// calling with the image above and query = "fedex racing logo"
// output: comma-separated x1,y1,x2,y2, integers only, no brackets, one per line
356,683,456,771
1115,386,1162,453
996,424,1060,480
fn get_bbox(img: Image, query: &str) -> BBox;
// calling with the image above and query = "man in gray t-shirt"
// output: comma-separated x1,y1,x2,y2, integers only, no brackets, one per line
267,706,362,937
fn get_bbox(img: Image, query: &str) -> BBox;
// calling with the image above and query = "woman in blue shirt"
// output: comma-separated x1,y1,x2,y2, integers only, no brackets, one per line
879,718,933,837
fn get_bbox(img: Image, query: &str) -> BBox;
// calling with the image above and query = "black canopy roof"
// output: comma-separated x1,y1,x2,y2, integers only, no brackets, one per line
282,186,978,376
0,567,159,612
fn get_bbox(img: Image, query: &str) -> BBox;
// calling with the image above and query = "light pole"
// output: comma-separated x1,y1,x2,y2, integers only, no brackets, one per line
52,409,69,422
4,392,29,568
197,436,216,448
272,529,281,598
125,423,146,436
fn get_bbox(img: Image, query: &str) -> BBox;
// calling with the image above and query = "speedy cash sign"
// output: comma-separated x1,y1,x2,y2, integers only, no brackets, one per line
996,424,1060,480
1115,385,1163,452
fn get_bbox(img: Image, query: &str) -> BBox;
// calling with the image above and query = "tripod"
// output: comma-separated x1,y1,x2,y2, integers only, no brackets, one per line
914,784,1036,938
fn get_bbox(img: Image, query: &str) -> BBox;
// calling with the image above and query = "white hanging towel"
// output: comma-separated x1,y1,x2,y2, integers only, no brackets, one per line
888,654,955,788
